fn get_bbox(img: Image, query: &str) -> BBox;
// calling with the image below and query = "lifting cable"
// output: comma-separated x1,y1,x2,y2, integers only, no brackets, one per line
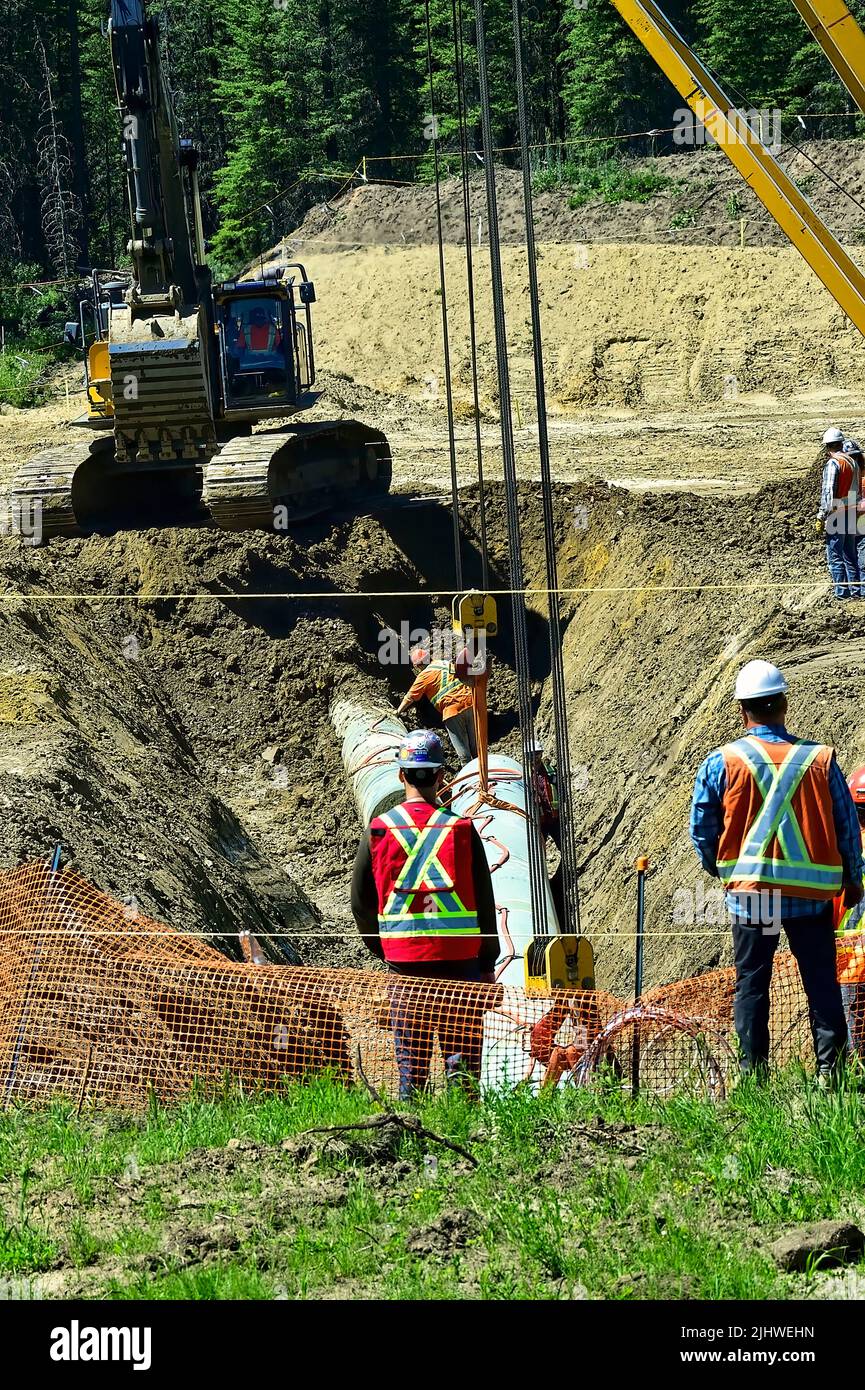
424,0,464,592
472,0,549,941
451,0,490,591
509,0,581,937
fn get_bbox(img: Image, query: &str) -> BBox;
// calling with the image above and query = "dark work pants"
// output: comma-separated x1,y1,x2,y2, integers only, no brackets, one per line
732,907,848,1073
387,960,485,1099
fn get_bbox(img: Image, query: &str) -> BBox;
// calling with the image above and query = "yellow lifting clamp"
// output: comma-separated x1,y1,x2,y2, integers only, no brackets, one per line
452,590,497,639
524,934,596,994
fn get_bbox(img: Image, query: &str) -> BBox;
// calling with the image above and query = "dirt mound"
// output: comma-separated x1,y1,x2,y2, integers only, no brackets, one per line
290,242,865,417
283,141,865,252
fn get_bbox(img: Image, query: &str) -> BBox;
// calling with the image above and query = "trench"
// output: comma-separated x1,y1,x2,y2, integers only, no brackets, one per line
0,464,860,994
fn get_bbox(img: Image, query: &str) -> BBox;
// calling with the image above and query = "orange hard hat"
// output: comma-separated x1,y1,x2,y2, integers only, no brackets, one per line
848,766,865,805
409,646,430,667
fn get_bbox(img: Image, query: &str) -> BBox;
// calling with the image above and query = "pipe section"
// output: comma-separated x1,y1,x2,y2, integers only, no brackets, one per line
331,699,405,826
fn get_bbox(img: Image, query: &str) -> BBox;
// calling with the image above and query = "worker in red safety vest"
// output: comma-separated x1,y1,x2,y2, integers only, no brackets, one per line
817,426,861,600
834,765,865,1058
236,305,283,354
690,658,863,1080
351,728,498,1096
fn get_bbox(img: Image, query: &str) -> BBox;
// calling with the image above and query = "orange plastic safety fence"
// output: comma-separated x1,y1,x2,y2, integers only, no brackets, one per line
0,863,862,1110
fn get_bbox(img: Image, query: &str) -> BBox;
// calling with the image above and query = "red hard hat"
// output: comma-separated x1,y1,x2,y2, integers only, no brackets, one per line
848,766,865,805
409,646,429,667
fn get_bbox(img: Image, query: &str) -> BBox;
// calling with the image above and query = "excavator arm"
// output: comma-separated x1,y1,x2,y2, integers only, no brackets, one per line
609,0,865,336
109,0,204,307
103,0,217,466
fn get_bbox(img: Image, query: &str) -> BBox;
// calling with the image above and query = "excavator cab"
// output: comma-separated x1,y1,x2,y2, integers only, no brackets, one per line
214,267,315,419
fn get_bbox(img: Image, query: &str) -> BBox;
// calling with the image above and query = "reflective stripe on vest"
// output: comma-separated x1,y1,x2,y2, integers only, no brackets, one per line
428,661,464,713
376,802,479,939
717,736,844,893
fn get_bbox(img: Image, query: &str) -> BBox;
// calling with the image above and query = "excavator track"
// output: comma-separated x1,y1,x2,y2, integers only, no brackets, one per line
5,420,392,540
202,419,392,531
5,441,106,540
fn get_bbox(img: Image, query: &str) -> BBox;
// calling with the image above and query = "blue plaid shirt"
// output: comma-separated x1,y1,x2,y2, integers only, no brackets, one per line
690,724,863,923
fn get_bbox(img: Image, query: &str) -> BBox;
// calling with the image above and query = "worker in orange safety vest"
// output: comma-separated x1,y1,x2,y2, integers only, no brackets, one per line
690,658,863,1079
397,645,482,765
817,426,861,600
236,305,283,354
834,765,865,1058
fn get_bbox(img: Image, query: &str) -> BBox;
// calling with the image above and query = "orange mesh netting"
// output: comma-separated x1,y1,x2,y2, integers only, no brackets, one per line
0,862,862,1109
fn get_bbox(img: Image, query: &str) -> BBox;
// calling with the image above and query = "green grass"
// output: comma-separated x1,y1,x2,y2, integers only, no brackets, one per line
1,1071,864,1299
669,207,699,230
0,350,52,409
532,157,673,208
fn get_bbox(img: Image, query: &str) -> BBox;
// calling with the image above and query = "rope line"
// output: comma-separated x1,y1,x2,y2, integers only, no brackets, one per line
472,0,549,942
0,577,842,600
358,113,863,162
0,929,764,939
452,0,489,591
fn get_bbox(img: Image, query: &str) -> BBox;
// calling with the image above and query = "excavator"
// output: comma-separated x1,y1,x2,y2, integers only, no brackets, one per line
12,1,865,541
10,0,390,537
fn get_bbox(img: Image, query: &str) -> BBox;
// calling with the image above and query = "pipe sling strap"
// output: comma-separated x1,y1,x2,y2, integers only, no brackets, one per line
718,736,844,893
377,804,479,939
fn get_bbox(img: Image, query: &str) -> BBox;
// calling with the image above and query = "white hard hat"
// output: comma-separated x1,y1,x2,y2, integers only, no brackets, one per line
734,659,789,702
823,427,844,446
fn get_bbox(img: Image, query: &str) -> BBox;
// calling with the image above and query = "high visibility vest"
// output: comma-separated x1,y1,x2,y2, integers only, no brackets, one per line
369,800,479,963
427,660,466,714
239,322,280,352
834,832,865,984
828,450,856,500
717,735,843,900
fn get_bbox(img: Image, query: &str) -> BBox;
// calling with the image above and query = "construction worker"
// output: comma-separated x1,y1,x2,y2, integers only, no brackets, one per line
817,426,861,599
529,741,560,850
834,766,865,1057
351,729,498,1097
237,305,283,354
690,659,862,1080
397,646,478,764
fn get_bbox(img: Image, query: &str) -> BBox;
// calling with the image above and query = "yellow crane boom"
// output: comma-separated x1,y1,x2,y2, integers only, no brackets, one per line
789,0,865,114
609,0,865,336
